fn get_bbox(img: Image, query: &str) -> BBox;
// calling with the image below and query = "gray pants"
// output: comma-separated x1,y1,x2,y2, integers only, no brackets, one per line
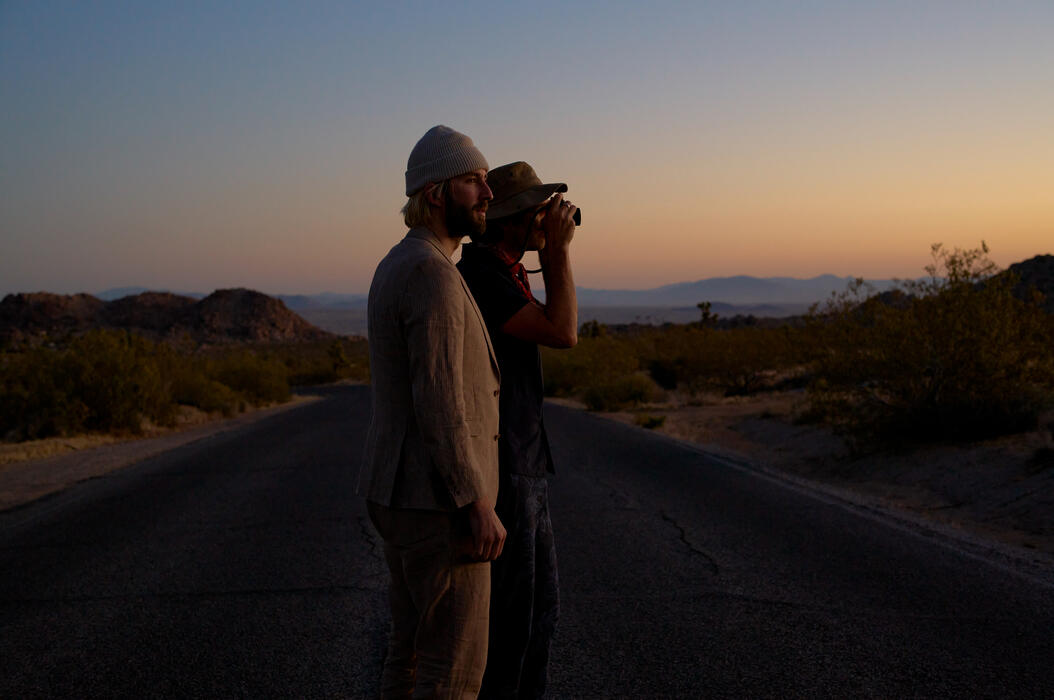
480,474,559,700
368,502,491,699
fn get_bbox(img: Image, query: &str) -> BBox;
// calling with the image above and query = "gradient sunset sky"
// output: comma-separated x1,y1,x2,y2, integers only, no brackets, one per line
2,1,1052,295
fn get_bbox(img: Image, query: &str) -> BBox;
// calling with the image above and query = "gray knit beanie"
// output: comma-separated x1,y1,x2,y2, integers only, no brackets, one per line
405,125,489,196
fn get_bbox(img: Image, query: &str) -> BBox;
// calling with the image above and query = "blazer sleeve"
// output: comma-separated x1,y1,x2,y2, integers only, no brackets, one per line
400,257,489,507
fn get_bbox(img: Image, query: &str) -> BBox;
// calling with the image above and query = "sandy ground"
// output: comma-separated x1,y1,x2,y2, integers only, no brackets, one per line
560,391,1054,555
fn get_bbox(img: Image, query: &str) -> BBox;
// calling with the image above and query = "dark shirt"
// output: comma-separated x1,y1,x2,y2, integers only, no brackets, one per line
457,243,554,478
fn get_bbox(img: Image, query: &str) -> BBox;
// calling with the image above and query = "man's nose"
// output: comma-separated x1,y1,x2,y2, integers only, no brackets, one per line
481,181,493,200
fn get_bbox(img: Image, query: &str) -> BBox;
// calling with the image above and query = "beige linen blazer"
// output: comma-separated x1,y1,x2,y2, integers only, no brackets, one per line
358,228,501,511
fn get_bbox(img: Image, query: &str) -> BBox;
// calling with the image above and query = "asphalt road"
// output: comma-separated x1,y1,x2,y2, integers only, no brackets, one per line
1,384,1052,698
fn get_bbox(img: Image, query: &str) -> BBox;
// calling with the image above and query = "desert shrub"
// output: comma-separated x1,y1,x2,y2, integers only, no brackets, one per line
619,323,803,397
541,319,802,403
168,364,240,416
629,325,706,391
542,335,639,397
678,326,802,396
0,330,177,439
206,350,291,404
0,330,346,442
579,319,608,338
634,413,667,429
63,330,176,432
0,345,83,439
582,372,665,411
807,243,1054,444
278,337,370,386
647,359,680,390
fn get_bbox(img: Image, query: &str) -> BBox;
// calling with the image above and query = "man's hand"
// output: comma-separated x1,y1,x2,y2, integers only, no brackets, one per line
465,500,506,561
540,193,577,255
503,192,579,348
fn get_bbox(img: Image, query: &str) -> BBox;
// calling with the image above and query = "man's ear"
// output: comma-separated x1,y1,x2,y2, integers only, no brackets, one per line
424,183,443,209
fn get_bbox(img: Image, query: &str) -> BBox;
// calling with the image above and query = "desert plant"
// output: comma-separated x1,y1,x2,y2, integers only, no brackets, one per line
541,318,803,403
579,319,608,339
679,326,799,396
634,413,667,429
64,330,176,432
807,243,1054,445
0,345,82,439
582,372,665,411
0,330,340,442
168,365,240,416
206,349,291,404
0,330,178,439
696,301,719,327
542,335,639,398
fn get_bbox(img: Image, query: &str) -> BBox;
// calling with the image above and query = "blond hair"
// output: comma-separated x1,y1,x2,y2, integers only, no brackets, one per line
401,180,448,228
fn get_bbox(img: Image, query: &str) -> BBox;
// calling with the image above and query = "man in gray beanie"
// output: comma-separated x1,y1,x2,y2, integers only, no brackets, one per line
359,125,506,697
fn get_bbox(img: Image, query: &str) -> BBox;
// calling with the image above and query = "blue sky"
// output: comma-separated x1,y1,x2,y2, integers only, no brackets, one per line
3,1,1052,294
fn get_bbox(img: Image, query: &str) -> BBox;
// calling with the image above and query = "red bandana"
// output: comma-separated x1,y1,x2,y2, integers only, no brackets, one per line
491,247,536,303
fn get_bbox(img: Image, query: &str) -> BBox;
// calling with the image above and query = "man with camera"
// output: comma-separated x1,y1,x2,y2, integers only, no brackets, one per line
359,125,506,698
457,161,579,698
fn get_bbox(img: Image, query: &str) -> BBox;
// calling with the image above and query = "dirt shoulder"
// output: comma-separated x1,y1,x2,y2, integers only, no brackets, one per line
553,392,1054,556
0,395,321,512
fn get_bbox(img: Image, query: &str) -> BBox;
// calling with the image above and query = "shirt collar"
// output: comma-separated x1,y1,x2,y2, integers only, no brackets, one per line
406,227,455,261
463,243,536,303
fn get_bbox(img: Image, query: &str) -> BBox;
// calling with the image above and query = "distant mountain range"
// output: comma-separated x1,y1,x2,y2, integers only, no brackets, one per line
81,277,897,336
6,256,1046,340
96,287,368,310
97,275,899,311
573,274,900,307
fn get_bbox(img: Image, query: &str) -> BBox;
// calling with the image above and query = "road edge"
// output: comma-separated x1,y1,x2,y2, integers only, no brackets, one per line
0,394,324,514
553,402,1054,590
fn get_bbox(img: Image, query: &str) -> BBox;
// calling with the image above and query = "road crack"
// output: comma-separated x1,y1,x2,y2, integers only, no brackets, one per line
660,510,719,575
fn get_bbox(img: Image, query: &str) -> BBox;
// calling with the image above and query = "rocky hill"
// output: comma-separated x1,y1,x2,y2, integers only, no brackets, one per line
1006,254,1054,313
0,289,333,345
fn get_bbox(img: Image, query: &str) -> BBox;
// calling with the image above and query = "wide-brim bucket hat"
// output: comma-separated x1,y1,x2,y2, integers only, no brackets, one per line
486,161,567,220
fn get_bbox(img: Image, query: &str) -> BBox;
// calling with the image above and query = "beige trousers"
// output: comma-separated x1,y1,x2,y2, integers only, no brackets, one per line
368,502,491,699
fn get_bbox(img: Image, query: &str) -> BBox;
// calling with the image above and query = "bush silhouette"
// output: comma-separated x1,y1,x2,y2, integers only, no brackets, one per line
1,330,176,439
539,243,1052,448
807,243,1054,444
207,350,291,404
0,330,377,442
582,372,666,411
542,335,638,398
541,320,801,409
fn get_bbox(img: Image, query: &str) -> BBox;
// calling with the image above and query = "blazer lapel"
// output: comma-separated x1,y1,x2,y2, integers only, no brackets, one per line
405,228,500,374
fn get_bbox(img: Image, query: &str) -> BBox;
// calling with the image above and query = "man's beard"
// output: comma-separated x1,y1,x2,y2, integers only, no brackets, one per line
444,189,487,238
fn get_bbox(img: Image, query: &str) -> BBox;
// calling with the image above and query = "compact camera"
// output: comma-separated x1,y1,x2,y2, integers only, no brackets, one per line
543,194,580,226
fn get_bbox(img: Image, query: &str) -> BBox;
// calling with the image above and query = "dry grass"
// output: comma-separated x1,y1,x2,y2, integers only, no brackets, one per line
0,400,303,469
0,434,122,467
